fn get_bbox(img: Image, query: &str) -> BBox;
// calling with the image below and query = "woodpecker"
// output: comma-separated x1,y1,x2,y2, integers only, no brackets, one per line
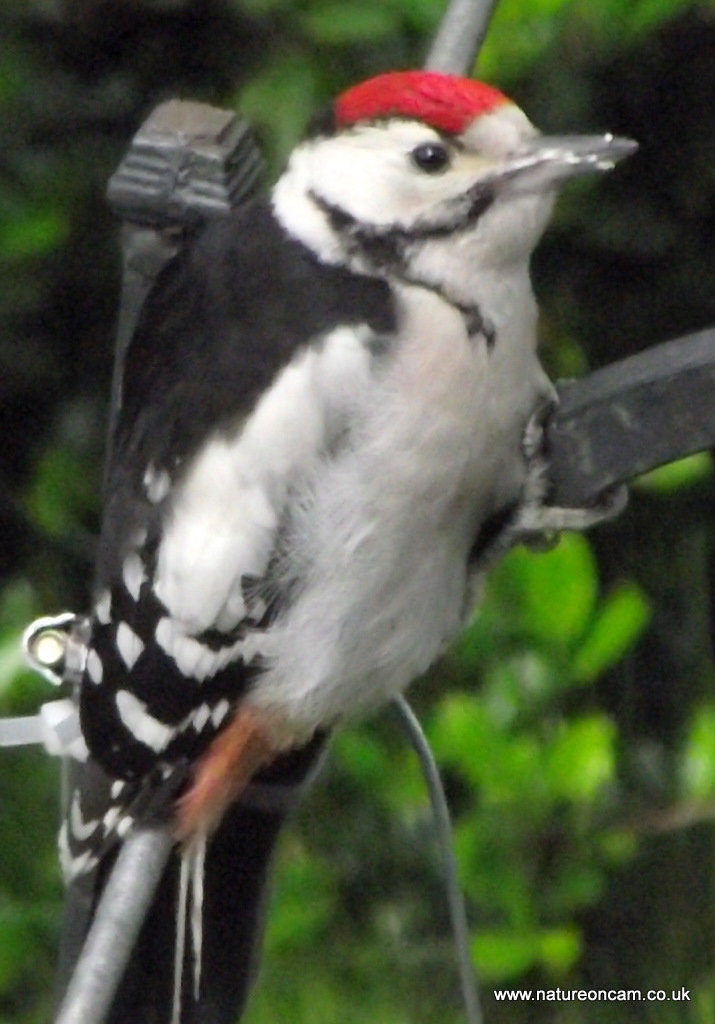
60,71,635,1023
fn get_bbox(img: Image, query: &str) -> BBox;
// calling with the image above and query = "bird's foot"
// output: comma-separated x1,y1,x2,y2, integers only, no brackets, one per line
479,401,628,568
517,401,627,542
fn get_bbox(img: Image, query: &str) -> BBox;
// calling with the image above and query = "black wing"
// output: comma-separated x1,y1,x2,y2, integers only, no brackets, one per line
59,198,394,1023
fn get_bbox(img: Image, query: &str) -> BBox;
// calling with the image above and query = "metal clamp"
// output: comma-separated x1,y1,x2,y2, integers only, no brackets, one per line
0,614,89,758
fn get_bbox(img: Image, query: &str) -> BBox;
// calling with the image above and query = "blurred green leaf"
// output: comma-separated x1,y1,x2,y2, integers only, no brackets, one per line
487,534,598,647
237,0,293,14
635,451,713,493
479,732,544,806
428,692,491,770
0,632,28,703
480,650,555,724
679,701,715,800
333,727,390,787
381,0,444,32
0,899,35,989
24,445,96,537
582,0,702,39
0,50,24,104
0,580,40,705
0,204,68,261
0,580,36,638
538,925,581,974
597,828,639,865
429,691,546,800
478,0,702,82
572,581,651,682
238,56,319,171
545,714,616,802
478,0,573,81
264,839,334,952
300,3,398,43
473,928,540,979
333,726,425,812
545,861,606,914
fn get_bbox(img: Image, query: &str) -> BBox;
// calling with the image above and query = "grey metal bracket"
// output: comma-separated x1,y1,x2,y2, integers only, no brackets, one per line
547,327,715,506
103,100,264,486
106,99,263,227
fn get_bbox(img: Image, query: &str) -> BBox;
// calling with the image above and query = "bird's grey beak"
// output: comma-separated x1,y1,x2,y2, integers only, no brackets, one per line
494,134,638,194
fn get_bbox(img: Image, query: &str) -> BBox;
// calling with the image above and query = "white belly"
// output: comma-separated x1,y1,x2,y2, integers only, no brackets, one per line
250,281,551,737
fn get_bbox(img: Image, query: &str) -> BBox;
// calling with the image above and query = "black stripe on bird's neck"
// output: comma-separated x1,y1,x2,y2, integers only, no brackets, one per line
310,191,496,348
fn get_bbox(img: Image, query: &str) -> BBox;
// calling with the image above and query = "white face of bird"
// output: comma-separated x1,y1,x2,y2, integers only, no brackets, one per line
274,100,635,272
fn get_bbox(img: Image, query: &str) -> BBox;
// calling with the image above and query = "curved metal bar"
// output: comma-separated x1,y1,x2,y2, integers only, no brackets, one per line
393,696,483,1024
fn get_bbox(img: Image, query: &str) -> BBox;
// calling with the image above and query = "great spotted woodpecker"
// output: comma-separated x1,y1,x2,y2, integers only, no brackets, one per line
59,71,635,1023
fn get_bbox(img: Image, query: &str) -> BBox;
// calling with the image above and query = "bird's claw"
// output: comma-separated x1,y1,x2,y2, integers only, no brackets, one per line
478,401,628,568
517,399,629,549
511,483,628,546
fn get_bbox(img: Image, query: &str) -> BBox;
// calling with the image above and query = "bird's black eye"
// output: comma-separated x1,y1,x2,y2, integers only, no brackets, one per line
411,142,451,174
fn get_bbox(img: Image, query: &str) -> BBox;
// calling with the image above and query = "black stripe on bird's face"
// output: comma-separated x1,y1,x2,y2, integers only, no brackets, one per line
309,182,495,267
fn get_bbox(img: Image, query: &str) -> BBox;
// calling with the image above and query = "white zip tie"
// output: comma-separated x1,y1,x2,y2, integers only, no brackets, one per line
0,701,89,757
1,614,90,757
0,714,45,747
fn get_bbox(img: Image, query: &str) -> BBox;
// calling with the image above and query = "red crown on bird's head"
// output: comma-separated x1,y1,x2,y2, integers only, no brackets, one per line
334,71,508,136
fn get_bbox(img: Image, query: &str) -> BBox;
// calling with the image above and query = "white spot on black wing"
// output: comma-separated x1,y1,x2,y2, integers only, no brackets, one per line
116,622,144,669
102,806,122,835
116,816,133,838
156,617,210,680
86,649,103,685
191,704,211,733
211,699,230,728
115,690,175,752
58,819,99,883
70,790,100,842
122,551,146,601
155,615,250,683
95,590,111,625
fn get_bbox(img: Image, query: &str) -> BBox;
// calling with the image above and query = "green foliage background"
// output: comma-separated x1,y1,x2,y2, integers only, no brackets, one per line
0,0,713,1021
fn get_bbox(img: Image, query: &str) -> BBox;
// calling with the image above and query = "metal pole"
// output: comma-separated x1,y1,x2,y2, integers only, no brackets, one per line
55,828,175,1024
425,0,499,74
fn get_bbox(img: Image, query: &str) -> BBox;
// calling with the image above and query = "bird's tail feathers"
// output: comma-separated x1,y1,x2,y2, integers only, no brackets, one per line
172,833,207,1024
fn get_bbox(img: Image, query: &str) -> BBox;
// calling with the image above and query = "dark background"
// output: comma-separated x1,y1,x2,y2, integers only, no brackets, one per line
0,1,713,1021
